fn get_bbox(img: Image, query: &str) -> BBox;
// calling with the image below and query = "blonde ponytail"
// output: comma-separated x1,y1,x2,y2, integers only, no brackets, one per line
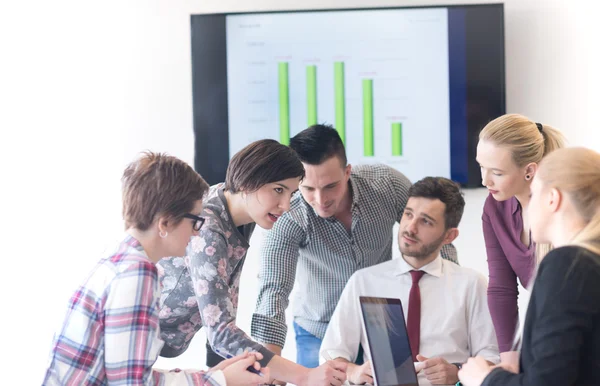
479,114,565,167
538,123,566,158
537,147,600,256
572,211,600,256
535,243,553,264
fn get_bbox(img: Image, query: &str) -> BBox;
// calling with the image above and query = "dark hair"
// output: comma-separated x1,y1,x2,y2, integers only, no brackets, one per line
407,177,465,229
225,139,305,193
289,124,347,166
122,151,209,231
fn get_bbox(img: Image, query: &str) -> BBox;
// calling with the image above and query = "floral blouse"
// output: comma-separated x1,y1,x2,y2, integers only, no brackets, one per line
157,184,274,366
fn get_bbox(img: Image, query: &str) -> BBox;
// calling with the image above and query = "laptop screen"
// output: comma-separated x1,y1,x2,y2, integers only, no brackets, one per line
359,297,419,386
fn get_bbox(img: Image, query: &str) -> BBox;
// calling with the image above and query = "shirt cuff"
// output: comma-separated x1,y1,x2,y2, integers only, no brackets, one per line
257,344,276,366
320,349,352,364
476,350,501,365
251,313,288,348
206,370,227,386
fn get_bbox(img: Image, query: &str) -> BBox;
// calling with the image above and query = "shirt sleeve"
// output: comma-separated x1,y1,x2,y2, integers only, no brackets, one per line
467,273,500,364
251,212,305,348
482,248,600,386
104,261,220,385
188,229,275,366
482,208,519,353
440,244,459,265
320,273,363,363
388,166,412,224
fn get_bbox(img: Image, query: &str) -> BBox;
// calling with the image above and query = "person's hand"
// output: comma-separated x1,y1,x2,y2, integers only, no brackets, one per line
496,351,519,374
414,361,425,374
221,352,271,386
346,361,373,385
458,356,493,386
416,354,459,385
300,360,348,386
211,351,264,372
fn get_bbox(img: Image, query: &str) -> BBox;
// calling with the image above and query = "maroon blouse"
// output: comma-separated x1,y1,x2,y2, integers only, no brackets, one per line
482,193,536,352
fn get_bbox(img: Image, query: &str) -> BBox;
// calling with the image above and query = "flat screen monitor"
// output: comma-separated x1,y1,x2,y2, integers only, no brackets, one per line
191,4,505,187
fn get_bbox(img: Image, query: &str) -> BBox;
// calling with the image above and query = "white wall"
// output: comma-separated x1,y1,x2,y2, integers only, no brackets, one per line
1,0,598,383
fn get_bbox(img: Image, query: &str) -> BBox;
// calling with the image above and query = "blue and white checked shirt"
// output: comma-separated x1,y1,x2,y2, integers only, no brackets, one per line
251,164,458,347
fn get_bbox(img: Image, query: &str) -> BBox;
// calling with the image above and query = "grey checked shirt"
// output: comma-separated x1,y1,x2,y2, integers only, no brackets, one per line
251,164,458,347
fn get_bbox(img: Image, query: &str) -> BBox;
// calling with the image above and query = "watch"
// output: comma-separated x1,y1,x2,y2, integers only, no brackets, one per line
452,362,463,370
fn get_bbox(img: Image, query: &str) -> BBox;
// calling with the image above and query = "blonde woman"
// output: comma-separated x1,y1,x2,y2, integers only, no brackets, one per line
475,114,565,362
459,147,600,385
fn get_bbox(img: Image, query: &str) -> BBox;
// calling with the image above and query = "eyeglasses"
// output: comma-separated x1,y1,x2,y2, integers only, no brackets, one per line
183,213,205,232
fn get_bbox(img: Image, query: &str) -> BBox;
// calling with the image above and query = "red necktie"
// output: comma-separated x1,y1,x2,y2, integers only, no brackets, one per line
407,270,425,361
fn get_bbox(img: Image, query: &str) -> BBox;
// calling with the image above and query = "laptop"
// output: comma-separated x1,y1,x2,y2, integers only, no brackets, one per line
359,296,419,386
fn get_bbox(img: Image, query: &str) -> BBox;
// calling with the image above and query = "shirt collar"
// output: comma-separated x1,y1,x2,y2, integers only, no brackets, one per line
348,173,360,210
123,233,145,252
394,254,444,278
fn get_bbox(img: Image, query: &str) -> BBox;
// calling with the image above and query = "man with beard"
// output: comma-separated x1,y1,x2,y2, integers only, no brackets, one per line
252,125,458,370
320,177,499,386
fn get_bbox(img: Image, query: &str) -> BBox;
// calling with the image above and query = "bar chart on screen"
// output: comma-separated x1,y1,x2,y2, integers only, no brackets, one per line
226,8,451,181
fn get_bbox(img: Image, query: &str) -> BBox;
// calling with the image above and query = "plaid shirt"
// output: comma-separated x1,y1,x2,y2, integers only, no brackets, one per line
43,235,225,386
251,164,458,347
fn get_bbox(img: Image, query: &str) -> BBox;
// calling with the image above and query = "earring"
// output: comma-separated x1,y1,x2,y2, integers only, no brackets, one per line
525,175,531,180
159,231,168,238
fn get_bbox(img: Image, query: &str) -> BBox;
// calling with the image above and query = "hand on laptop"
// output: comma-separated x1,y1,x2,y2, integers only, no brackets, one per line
346,360,373,385
416,354,459,385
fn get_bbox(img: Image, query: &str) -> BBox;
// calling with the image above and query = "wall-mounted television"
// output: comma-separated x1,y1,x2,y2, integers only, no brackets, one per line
191,4,505,187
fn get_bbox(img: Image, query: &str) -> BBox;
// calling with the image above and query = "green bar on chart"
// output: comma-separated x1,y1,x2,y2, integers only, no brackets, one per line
363,79,374,156
334,62,346,144
278,62,290,145
307,65,318,126
392,123,403,156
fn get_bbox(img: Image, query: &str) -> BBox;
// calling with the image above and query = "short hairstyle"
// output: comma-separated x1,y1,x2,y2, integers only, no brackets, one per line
289,124,347,166
407,177,465,229
224,139,305,193
121,151,209,231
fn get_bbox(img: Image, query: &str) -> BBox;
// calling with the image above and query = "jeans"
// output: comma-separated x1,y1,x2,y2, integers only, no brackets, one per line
294,321,365,368
294,321,322,368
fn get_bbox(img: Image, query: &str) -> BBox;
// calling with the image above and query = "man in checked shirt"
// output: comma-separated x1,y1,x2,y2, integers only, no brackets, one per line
251,124,458,369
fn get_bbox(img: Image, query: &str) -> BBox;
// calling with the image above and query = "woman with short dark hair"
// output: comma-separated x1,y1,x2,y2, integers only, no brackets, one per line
158,140,347,386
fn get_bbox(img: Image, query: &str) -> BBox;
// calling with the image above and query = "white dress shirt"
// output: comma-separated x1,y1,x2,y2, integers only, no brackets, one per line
320,255,499,386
